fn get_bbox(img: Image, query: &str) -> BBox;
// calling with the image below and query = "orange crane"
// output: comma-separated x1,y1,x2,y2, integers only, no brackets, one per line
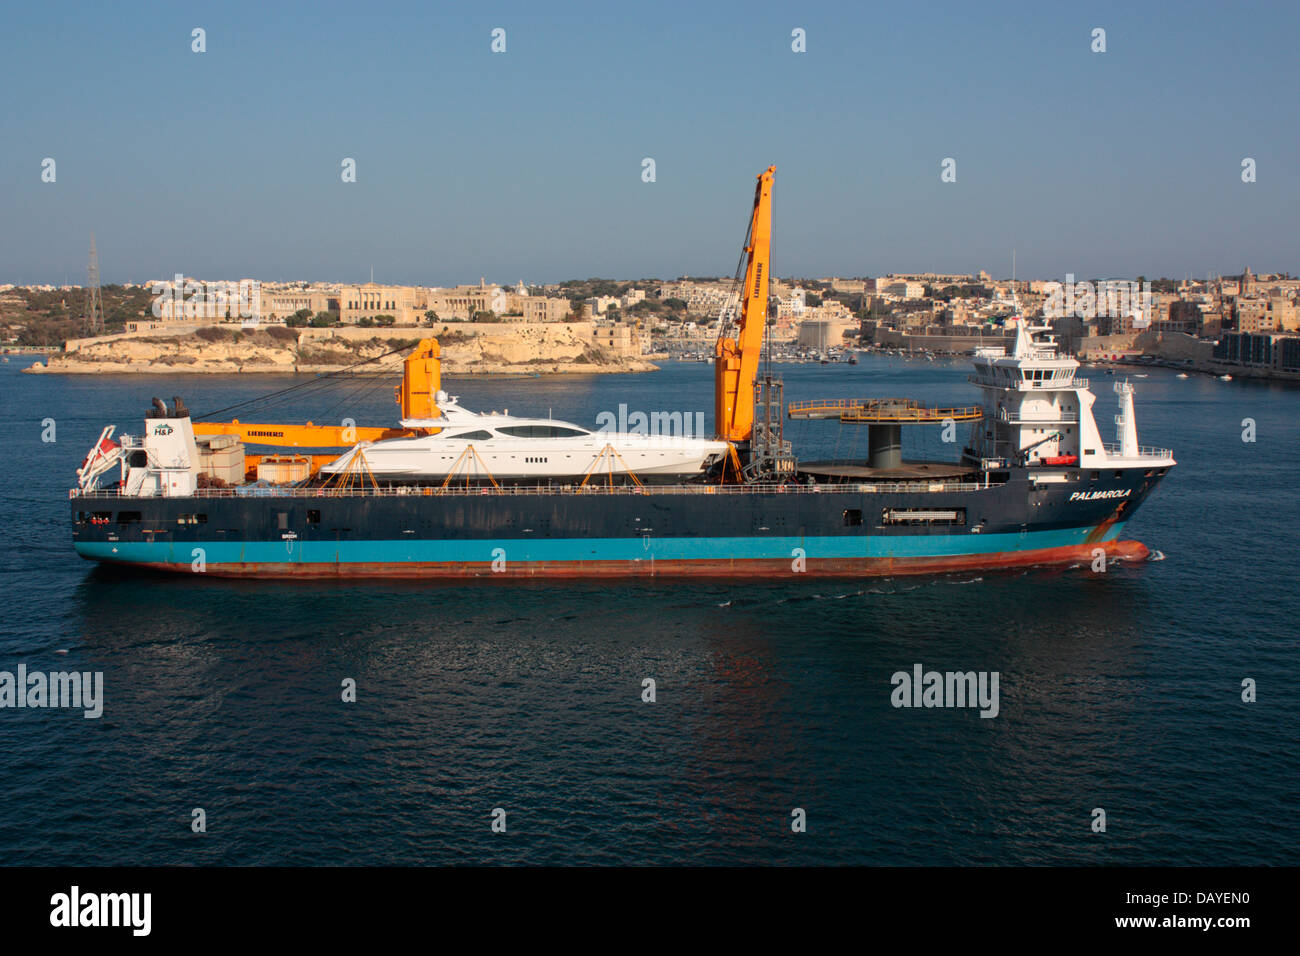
714,165,776,446
192,338,443,477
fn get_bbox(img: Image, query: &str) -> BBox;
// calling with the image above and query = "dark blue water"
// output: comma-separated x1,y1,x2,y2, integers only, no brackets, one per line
1,357,1295,865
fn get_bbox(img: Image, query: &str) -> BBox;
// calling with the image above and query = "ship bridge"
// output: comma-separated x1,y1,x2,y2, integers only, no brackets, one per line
962,319,1174,471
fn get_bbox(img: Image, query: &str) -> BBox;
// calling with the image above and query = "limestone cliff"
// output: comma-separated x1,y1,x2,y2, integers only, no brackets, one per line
27,324,656,375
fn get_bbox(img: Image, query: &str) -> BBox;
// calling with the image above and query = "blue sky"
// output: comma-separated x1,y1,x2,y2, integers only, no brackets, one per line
2,0,1296,285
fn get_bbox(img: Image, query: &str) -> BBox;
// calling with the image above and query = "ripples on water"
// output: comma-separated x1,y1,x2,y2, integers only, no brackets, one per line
0,359,1295,864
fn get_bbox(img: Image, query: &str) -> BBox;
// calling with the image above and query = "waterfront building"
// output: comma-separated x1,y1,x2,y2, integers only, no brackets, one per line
1214,331,1300,372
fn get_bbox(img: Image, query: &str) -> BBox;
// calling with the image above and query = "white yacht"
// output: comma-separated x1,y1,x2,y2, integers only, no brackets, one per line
319,392,729,484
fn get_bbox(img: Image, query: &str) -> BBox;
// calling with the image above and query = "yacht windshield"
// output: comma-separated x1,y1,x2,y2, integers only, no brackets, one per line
444,429,495,441
495,424,589,438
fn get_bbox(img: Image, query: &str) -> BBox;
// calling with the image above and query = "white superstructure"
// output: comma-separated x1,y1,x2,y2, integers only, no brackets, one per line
964,319,1175,470
320,392,728,483
76,398,203,497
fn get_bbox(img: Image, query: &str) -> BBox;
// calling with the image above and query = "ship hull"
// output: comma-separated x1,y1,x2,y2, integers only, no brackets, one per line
71,466,1166,579
70,538,1149,579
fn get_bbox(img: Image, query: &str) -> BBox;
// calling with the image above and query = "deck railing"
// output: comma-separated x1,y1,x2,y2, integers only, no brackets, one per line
788,398,982,422
1101,443,1174,459
71,479,990,501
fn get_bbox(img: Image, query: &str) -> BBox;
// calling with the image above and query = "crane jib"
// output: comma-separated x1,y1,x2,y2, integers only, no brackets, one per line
714,165,776,448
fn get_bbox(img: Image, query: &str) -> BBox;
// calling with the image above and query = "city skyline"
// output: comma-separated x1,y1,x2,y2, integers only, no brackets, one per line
3,0,1297,285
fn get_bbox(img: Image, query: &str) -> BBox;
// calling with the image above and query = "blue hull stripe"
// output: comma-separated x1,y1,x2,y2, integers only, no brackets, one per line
76,524,1125,565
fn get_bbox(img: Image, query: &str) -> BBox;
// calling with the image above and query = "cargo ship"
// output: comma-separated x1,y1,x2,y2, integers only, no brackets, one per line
69,167,1173,578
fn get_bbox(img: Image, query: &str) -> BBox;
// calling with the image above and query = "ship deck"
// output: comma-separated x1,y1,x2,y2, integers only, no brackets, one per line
71,472,995,501
796,460,977,481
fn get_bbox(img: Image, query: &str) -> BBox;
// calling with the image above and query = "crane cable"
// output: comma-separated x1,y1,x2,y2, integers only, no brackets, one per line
194,344,411,421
